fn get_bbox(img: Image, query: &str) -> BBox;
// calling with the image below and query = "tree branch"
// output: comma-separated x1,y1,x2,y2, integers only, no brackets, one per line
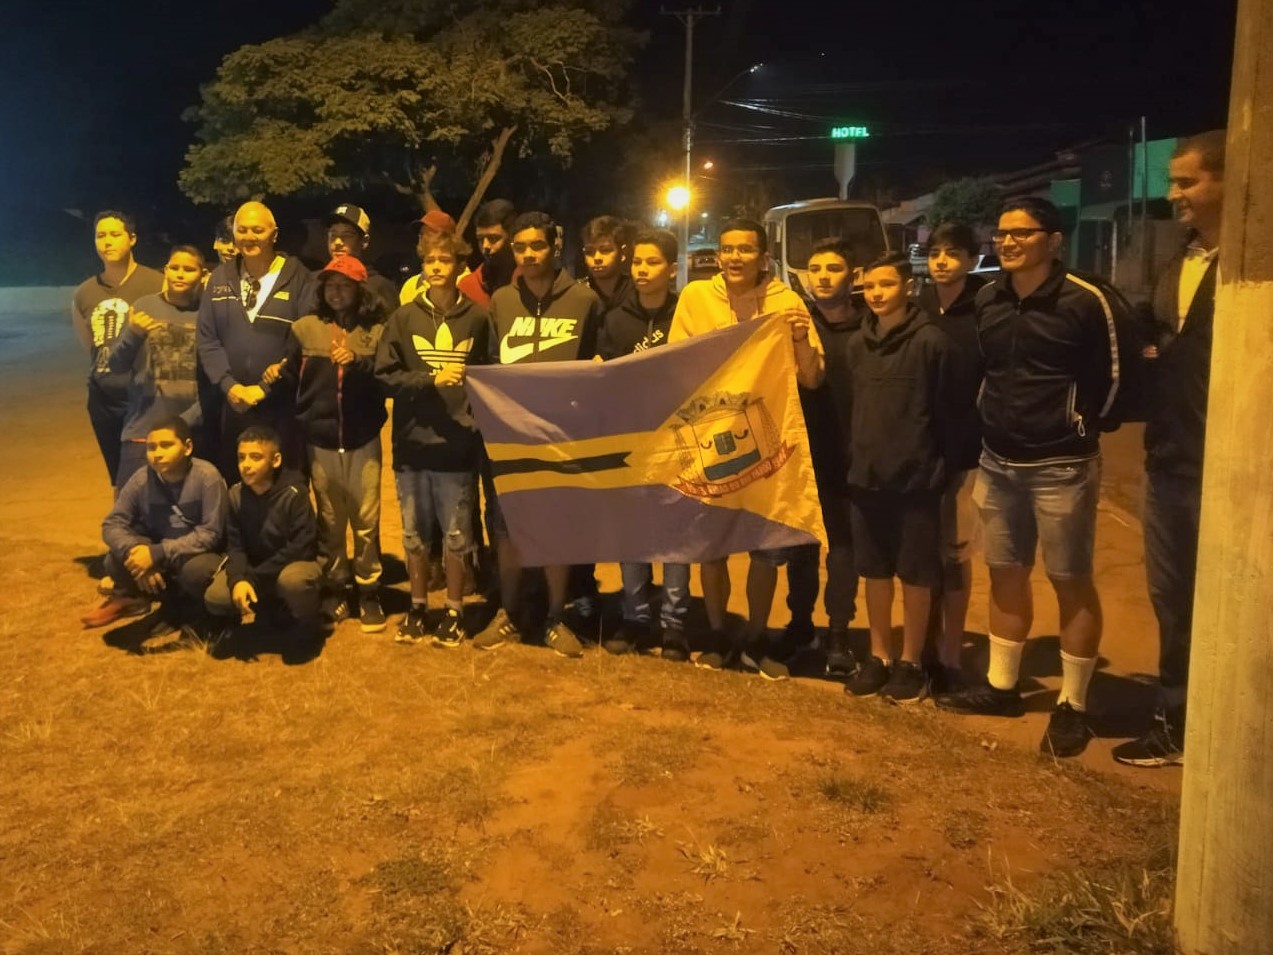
455,126,516,233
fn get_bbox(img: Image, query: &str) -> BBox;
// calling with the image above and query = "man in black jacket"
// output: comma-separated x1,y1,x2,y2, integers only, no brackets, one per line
204,426,322,642
937,198,1119,759
1112,130,1225,768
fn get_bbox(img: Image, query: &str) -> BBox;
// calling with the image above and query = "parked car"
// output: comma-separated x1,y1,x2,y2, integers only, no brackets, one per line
687,248,719,282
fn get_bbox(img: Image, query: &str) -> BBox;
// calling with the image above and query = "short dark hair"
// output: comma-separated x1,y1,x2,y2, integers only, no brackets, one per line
510,211,558,246
863,251,913,281
718,217,767,254
999,196,1064,235
238,425,280,448
581,215,632,250
1172,129,1226,177
148,416,192,444
630,228,678,263
474,199,517,231
214,215,234,243
168,244,207,267
808,237,854,268
927,223,979,257
94,209,136,234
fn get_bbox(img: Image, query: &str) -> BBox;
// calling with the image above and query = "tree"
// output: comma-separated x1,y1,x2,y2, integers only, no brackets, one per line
179,0,643,231
926,176,1001,228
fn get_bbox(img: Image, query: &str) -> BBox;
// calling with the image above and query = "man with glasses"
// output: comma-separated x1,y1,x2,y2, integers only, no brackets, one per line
669,217,825,681
937,197,1119,758
196,200,315,482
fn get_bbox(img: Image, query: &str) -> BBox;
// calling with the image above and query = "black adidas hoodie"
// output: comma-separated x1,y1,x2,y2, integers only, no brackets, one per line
489,270,602,365
375,293,494,472
597,291,678,359
840,303,952,494
226,469,316,589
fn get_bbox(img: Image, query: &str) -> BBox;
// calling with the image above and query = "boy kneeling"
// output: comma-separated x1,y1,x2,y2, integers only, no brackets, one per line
83,416,226,636
204,427,324,643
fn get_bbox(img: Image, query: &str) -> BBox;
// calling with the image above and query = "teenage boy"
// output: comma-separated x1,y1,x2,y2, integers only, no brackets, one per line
597,228,691,659
376,230,493,647
325,202,400,307
83,416,226,633
937,198,1120,758
839,253,951,704
918,223,987,692
196,200,314,482
669,217,825,681
73,210,164,491
398,209,461,304
457,199,519,308
782,238,861,678
203,427,323,640
1112,130,1225,768
213,216,237,265
581,215,634,311
474,212,603,659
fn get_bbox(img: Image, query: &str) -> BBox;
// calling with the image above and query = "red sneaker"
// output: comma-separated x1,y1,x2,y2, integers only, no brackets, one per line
81,595,150,628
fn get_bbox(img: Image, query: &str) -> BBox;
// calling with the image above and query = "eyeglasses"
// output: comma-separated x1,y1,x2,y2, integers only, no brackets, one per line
991,228,1049,244
242,277,261,310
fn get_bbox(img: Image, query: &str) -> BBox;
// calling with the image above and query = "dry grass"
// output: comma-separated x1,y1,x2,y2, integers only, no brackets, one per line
0,538,1181,954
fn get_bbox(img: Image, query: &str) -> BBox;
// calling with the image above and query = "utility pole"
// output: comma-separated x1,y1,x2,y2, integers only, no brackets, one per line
1175,0,1273,951
662,5,719,288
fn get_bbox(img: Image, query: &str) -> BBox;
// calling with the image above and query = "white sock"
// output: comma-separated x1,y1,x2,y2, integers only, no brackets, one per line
1058,651,1097,712
986,633,1024,691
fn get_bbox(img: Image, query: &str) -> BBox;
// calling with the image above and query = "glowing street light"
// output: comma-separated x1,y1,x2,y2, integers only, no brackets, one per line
702,160,715,170
666,185,691,211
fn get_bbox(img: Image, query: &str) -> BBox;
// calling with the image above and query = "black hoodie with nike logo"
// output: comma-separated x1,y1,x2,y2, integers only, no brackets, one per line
488,270,602,365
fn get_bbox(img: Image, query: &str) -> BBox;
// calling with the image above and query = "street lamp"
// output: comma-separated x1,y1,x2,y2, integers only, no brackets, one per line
666,185,691,211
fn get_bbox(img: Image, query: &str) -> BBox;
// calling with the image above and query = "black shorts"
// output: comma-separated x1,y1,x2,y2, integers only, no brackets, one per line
849,491,942,588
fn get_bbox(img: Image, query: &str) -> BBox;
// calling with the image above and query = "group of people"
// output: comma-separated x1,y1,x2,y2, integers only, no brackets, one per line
73,128,1225,767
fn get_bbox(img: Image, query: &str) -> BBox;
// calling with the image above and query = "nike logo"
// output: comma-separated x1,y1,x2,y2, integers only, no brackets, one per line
500,333,577,364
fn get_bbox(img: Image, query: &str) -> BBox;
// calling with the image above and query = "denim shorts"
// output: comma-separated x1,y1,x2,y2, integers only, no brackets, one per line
395,468,476,556
973,450,1100,579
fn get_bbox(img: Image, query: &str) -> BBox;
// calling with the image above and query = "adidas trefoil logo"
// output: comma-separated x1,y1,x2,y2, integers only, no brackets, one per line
413,323,473,372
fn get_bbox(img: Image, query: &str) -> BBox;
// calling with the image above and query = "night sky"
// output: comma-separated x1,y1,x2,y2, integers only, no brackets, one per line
1,0,1237,281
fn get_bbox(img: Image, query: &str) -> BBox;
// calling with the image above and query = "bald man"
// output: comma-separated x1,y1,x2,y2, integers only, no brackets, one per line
196,201,316,481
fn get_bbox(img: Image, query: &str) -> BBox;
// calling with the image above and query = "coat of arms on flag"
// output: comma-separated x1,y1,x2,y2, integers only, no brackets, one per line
465,314,826,565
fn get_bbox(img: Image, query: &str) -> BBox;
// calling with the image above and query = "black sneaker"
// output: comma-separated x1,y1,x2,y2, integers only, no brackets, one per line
323,591,352,623
545,620,584,658
926,664,964,696
1111,709,1184,767
771,619,816,662
427,607,467,648
934,681,1025,717
603,620,645,656
660,629,691,663
473,608,521,650
740,640,790,681
394,606,428,645
694,630,734,670
358,590,387,634
1040,702,1092,758
879,660,929,705
845,656,890,697
824,629,856,679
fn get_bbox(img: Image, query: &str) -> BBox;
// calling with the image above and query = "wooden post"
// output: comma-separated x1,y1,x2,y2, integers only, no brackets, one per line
1175,0,1273,951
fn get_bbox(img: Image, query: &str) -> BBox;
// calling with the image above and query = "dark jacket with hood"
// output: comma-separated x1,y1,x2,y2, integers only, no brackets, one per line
597,290,678,359
975,260,1119,464
283,310,387,452
196,255,315,411
1140,237,1217,480
801,302,863,497
839,303,951,495
919,274,986,471
375,292,494,472
489,270,602,365
585,273,634,314
226,469,316,588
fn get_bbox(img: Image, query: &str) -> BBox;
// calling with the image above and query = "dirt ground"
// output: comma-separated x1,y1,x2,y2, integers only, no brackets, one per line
0,301,1180,954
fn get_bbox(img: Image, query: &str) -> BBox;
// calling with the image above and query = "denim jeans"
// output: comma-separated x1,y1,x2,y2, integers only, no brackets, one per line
1143,469,1201,708
619,562,690,631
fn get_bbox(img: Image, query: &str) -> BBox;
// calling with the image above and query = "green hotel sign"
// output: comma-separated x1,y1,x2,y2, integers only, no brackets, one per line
829,125,870,140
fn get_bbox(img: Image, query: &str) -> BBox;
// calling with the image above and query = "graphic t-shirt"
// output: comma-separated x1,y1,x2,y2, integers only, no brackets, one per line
72,264,164,405
114,292,202,441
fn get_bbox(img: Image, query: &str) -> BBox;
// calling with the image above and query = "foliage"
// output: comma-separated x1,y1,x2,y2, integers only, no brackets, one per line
179,0,644,228
926,176,1002,228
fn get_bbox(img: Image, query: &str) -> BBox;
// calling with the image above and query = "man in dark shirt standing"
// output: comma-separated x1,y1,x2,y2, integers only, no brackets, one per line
72,210,163,492
1112,130,1225,768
